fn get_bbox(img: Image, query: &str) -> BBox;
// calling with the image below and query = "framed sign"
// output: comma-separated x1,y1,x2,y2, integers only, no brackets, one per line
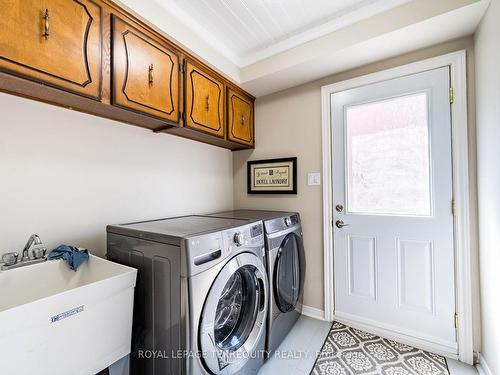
247,157,297,194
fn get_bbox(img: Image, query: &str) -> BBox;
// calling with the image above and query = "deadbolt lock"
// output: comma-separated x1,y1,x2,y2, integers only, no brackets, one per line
335,204,344,213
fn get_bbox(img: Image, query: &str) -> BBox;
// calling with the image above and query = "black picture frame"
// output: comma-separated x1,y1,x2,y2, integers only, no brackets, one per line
247,157,297,194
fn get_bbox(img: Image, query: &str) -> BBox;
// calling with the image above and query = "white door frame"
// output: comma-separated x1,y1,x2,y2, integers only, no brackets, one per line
320,50,474,364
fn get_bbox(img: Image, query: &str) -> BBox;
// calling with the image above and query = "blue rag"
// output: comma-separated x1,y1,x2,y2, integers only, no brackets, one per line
48,245,89,271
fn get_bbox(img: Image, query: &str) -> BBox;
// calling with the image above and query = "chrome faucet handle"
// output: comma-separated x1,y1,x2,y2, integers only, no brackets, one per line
31,245,47,260
2,252,19,266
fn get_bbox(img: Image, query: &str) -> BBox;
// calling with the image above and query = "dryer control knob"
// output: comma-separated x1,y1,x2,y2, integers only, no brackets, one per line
285,217,292,227
233,232,245,246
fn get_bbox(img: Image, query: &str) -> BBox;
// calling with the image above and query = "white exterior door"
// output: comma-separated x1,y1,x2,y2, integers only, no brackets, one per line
332,67,456,353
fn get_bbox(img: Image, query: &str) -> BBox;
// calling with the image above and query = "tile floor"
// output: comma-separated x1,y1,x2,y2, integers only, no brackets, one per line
258,315,478,375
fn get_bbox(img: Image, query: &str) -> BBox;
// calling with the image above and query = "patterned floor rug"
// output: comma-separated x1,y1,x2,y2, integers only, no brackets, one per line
311,321,450,375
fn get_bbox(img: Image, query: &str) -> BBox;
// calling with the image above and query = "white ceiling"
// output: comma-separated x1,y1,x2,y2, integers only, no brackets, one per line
119,0,488,97
240,0,489,96
157,0,412,66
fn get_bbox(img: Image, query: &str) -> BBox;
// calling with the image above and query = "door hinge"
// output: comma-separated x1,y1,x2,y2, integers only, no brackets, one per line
180,59,186,74
451,199,456,216
181,111,186,123
454,313,459,329
449,87,454,104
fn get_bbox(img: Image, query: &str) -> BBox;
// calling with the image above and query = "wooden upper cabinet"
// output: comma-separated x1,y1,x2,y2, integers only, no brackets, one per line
0,0,102,99
227,88,254,147
185,61,224,138
0,1,254,149
111,16,180,123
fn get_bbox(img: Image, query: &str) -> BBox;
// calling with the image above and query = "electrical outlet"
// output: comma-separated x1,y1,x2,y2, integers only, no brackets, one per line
307,172,321,186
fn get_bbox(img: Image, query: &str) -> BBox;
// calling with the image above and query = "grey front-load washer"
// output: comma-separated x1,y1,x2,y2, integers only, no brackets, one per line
107,215,268,375
208,210,305,355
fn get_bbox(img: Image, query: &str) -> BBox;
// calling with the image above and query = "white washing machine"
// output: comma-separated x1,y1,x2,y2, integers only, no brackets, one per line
208,210,305,355
107,215,268,374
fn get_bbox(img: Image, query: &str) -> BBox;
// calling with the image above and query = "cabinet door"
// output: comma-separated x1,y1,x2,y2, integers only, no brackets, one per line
185,61,224,137
0,0,102,99
227,88,254,147
112,16,180,122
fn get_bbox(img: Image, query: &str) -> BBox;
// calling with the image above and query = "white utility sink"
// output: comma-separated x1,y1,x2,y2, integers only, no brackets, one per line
0,254,137,375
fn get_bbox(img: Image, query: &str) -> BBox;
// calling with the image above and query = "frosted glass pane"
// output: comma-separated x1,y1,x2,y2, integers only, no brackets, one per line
346,93,431,216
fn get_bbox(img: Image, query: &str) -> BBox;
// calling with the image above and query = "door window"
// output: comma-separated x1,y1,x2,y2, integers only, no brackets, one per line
274,233,301,313
345,92,432,216
214,265,259,351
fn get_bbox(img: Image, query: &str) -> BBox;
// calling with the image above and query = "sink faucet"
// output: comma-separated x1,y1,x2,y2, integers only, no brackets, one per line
1,234,47,270
22,234,44,261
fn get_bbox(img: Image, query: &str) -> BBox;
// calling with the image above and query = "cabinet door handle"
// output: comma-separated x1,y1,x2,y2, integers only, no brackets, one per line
240,115,245,125
42,9,50,40
148,64,154,87
205,95,210,111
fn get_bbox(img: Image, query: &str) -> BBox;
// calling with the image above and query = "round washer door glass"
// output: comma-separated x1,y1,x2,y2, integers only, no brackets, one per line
199,253,267,374
274,233,301,313
214,266,259,351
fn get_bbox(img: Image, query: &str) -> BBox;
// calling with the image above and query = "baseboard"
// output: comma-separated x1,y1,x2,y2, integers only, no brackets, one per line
334,312,458,359
476,354,493,375
301,305,326,321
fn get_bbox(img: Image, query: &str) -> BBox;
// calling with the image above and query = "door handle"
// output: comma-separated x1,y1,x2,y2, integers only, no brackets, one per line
335,220,350,229
257,278,265,312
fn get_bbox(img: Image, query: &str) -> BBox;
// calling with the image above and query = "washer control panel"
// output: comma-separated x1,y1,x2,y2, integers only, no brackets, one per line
187,221,264,275
223,222,264,253
265,213,301,234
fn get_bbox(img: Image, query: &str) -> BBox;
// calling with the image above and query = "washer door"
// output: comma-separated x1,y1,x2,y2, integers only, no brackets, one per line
199,252,267,374
274,233,302,313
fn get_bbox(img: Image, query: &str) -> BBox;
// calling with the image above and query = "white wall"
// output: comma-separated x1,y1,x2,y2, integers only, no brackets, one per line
474,0,500,372
234,37,481,350
0,93,233,257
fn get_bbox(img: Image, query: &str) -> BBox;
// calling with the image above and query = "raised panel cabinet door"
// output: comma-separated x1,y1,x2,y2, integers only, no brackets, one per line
112,16,180,122
185,61,224,137
0,0,102,99
227,88,254,147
